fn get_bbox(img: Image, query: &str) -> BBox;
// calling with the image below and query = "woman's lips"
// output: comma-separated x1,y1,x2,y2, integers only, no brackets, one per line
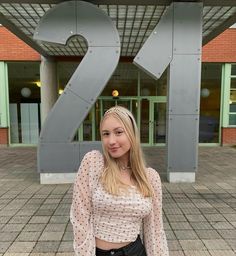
109,147,119,152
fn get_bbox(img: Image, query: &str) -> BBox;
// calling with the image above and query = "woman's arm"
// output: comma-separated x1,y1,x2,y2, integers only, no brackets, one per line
143,168,169,256
70,151,96,256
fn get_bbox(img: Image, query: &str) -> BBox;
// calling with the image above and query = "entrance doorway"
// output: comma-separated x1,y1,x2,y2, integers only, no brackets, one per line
76,97,166,145
140,97,166,145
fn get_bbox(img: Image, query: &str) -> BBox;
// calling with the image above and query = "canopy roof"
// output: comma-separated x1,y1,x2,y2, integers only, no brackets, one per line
0,0,236,57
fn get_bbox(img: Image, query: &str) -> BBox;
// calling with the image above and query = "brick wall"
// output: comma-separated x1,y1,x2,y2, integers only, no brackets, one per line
221,127,236,145
202,29,236,63
0,128,8,145
0,26,40,61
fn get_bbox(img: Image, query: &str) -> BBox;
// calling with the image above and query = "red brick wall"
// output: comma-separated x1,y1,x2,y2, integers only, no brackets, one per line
221,127,236,145
0,26,40,61
202,29,236,63
0,128,8,145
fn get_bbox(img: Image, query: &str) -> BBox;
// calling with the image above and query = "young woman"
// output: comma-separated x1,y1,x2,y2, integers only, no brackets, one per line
70,106,169,256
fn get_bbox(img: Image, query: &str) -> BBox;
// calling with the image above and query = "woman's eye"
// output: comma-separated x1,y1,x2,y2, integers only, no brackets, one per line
115,130,124,136
102,132,109,137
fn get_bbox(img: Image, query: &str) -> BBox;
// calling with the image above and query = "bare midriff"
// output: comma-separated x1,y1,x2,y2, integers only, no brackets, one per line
95,237,131,250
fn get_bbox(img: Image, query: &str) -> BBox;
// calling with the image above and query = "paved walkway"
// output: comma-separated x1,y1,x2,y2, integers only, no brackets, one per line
0,146,236,256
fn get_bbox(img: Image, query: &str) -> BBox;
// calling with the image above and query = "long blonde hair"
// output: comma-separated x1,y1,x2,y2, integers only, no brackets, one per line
100,106,153,197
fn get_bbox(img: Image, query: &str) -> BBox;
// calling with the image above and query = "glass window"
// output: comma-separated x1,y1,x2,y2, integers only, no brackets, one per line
231,78,236,89
229,114,236,125
101,63,138,96
199,63,222,143
231,64,236,76
57,62,78,91
229,68,236,126
140,69,167,96
8,62,41,144
230,103,236,112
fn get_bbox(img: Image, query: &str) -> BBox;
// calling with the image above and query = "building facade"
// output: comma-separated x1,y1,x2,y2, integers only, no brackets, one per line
0,25,236,147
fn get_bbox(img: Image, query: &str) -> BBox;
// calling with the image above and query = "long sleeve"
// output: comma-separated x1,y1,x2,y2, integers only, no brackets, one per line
143,168,169,256
70,152,96,256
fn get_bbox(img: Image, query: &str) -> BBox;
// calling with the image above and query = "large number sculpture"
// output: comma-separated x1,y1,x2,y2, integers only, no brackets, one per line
34,1,120,181
35,1,202,183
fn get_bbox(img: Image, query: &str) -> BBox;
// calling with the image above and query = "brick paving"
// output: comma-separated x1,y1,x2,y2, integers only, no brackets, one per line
0,146,236,256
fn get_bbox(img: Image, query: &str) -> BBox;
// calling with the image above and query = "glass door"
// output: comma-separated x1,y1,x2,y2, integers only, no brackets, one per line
140,98,166,145
150,101,166,145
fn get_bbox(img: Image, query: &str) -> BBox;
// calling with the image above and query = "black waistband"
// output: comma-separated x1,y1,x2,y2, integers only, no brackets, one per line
96,235,140,255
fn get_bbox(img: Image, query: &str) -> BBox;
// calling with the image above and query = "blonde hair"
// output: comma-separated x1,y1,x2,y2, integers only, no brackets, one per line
100,106,153,197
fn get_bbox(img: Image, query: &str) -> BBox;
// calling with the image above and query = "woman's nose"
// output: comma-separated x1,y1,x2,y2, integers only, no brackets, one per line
108,133,116,144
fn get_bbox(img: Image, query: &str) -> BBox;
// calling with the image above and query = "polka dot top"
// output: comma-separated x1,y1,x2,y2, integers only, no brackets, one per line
70,150,169,256
92,179,152,243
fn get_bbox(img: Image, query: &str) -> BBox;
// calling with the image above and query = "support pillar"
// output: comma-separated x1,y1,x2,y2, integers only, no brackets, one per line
134,2,203,182
40,56,58,124
167,3,202,182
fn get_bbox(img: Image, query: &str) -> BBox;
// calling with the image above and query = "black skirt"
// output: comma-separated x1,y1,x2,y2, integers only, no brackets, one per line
95,235,146,256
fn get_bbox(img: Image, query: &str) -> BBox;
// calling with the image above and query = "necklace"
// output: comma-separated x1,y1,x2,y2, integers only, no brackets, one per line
119,165,131,170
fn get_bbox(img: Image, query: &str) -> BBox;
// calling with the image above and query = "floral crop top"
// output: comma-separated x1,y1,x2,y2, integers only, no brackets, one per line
70,150,169,256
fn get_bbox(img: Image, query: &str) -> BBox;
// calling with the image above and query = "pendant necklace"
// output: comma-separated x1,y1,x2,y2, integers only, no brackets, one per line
119,165,131,171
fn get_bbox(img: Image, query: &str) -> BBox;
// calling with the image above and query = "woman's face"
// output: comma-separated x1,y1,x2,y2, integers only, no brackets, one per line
101,115,131,162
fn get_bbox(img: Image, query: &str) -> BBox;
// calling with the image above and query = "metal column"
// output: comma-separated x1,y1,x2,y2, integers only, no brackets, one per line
134,2,203,182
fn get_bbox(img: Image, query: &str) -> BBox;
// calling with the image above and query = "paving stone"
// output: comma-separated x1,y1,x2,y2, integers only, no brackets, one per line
183,251,211,256
217,229,236,239
210,221,234,230
2,224,25,232
57,242,73,252
29,216,50,224
190,222,213,230
208,250,236,256
30,253,55,256
6,242,36,253
179,240,206,250
62,232,73,241
169,251,185,256
49,216,69,224
3,253,30,256
164,208,183,215
0,232,19,242
0,242,12,253
165,230,176,240
167,214,187,222
226,239,236,250
181,208,202,215
223,213,236,222
9,216,31,224
44,223,67,232
203,214,226,222
185,214,207,222
32,242,60,253
195,230,221,239
174,230,198,240
217,207,236,214
0,209,18,216
170,222,192,230
16,232,41,242
22,224,46,232
43,199,61,204
15,210,38,216
199,208,218,214
202,239,231,250
34,210,55,216
39,232,64,241
230,221,236,227
166,240,182,251
55,253,74,256
0,216,12,224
